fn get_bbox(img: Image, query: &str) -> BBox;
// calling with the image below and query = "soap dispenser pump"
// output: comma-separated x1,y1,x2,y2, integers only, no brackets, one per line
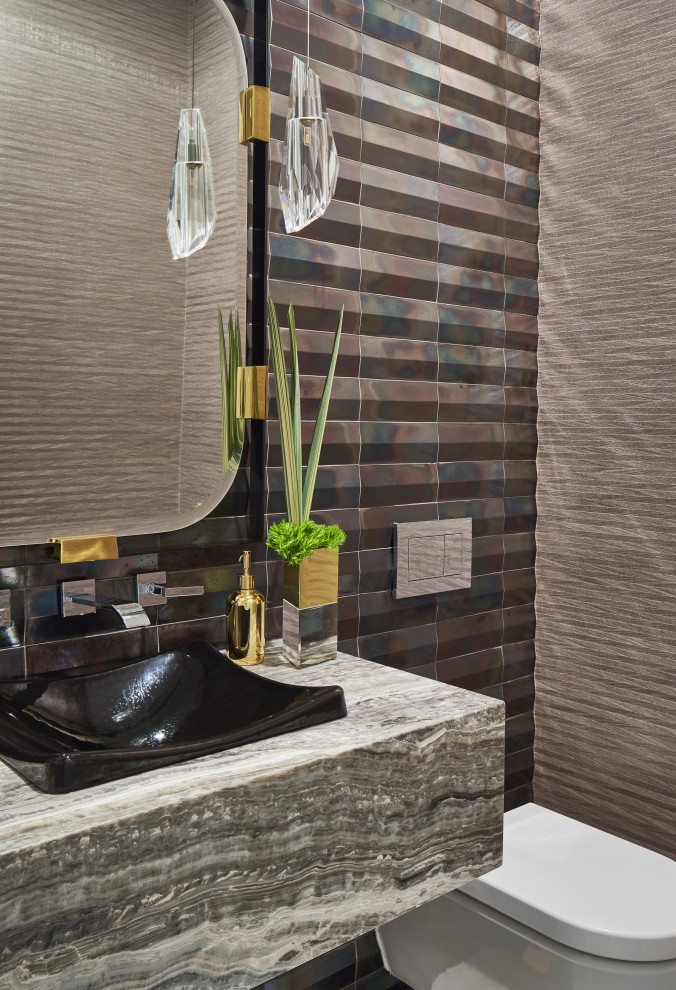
225,551,265,666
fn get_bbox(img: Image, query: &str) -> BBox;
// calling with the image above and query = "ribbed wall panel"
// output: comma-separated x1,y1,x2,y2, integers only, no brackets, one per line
535,0,676,859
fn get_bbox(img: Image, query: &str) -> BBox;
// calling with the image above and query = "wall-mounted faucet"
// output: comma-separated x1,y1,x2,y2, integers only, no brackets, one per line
135,572,204,607
60,579,150,629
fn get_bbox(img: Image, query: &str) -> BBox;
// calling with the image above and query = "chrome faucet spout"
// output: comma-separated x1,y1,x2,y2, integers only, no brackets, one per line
62,585,151,629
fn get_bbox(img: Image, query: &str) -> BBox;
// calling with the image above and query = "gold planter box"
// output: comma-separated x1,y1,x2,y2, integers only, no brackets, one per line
283,548,339,610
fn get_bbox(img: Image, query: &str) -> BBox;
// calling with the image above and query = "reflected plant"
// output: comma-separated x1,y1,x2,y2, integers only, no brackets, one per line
217,308,245,474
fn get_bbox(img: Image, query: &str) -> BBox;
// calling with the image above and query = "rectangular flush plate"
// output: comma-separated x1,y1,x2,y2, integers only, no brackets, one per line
393,519,472,598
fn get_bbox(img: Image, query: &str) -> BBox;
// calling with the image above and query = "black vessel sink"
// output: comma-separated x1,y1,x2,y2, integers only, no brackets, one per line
0,641,347,793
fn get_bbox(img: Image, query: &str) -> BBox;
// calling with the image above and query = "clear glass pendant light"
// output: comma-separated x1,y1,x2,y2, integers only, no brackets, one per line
279,3,339,233
167,2,216,259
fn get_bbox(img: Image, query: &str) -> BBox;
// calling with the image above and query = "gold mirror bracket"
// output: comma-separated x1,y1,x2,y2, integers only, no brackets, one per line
49,535,119,564
237,366,269,420
239,86,270,144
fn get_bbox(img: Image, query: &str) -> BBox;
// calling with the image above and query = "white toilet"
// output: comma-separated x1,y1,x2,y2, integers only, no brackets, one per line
378,803,676,990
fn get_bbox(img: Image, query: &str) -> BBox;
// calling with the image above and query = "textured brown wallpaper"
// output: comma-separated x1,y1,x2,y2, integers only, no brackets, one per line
535,0,676,859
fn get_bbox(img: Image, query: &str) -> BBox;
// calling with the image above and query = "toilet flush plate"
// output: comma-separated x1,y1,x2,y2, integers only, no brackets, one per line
393,519,472,598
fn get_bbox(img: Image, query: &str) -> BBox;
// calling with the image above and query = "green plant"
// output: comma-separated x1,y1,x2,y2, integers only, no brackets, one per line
267,519,346,566
266,298,346,562
217,308,245,473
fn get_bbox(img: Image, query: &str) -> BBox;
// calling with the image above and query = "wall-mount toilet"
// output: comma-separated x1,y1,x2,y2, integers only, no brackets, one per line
378,803,676,990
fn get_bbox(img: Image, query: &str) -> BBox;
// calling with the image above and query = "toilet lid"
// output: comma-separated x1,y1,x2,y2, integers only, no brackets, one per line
460,803,676,962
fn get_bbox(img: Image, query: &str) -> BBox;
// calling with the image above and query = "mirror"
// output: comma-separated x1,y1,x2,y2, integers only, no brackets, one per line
0,0,248,547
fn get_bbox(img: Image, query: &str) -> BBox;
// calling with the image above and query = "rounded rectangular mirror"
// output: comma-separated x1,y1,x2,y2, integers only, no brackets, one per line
0,0,248,546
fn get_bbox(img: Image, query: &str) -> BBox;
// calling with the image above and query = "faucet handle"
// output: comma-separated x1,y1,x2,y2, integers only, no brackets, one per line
136,572,204,607
61,579,97,617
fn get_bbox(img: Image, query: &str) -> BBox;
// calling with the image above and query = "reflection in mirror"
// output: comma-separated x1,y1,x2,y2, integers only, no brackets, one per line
0,0,248,547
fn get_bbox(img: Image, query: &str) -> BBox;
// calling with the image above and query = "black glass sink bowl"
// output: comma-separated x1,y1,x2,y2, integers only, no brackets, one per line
0,641,347,793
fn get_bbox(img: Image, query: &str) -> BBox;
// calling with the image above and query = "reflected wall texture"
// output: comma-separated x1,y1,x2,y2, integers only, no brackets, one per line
535,0,676,860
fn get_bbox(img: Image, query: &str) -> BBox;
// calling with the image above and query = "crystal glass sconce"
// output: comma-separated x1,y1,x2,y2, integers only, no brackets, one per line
167,108,216,259
279,56,339,234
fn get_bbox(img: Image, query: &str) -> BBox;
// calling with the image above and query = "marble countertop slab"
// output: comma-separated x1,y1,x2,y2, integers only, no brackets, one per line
0,648,505,990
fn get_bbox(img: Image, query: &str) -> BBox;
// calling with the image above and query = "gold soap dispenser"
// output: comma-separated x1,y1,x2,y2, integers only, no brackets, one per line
226,551,265,665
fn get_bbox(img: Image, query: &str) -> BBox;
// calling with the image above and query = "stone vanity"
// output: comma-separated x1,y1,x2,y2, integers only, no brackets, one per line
0,649,504,990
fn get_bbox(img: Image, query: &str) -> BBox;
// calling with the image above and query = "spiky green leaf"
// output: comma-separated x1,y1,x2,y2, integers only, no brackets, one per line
268,298,302,523
302,307,343,521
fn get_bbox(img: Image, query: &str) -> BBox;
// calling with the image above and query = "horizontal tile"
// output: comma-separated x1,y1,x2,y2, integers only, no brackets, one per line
360,206,438,262
502,638,535,681
438,382,504,422
360,294,439,340
268,233,361,290
437,607,504,660
505,347,538,386
440,0,506,50
440,24,504,88
436,644,503,690
439,104,506,164
438,460,504,500
25,626,160,676
504,385,537,424
359,501,439,551
338,592,360,640
438,143,506,199
361,75,440,141
505,274,538,315
269,281,361,336
505,709,535,754
472,533,505,575
358,547,395,594
438,421,504,460
268,464,361,514
269,374,361,421
271,1,363,74
361,163,439,221
504,51,539,101
0,647,25,680
505,163,539,209
358,588,437,636
505,201,539,243
440,64,506,126
362,33,440,99
278,325,361,377
267,419,361,466
507,0,539,30
363,0,441,62
436,572,504,621
360,334,439,381
269,193,361,247
503,530,536,571
438,497,505,537
439,223,504,274
504,457,537,496
505,237,538,280
439,303,505,348
503,566,535,608
504,423,537,460
361,118,439,180
504,495,536,533
361,377,438,421
505,312,538,351
438,263,505,310
503,673,535,718
362,250,439,300
359,462,438,507
502,602,535,647
506,88,540,136
358,622,437,670
505,126,539,171
439,342,505,384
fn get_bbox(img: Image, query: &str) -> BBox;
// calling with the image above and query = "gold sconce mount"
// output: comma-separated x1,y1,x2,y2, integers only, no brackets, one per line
49,535,119,564
239,86,271,144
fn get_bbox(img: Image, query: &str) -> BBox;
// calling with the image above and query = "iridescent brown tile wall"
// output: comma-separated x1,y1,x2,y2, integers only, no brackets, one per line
535,0,675,860
267,0,540,811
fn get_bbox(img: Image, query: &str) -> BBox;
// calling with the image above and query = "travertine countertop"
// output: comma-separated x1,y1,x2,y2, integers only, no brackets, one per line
0,649,505,990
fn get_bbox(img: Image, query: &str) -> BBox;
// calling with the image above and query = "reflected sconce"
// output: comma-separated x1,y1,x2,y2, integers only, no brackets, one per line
279,3,339,233
167,108,216,259
167,1,216,259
